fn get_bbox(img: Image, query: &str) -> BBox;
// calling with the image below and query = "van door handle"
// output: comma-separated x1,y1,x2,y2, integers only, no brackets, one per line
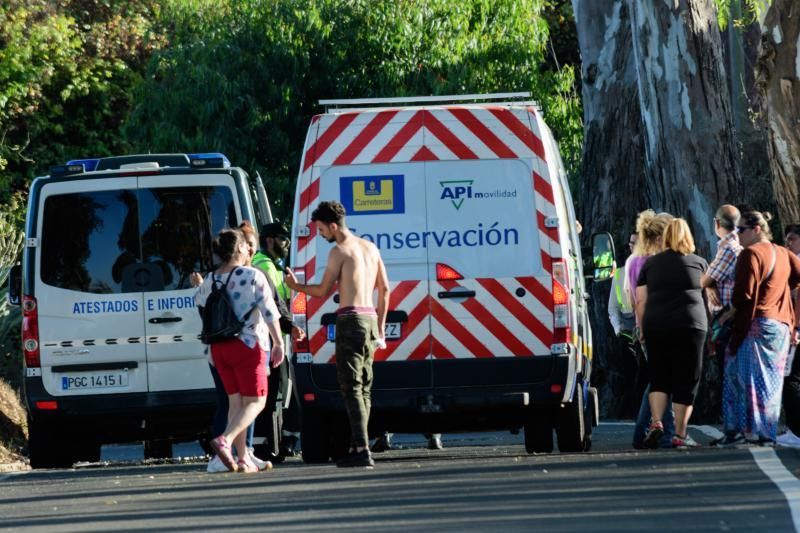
149,316,183,324
437,290,476,299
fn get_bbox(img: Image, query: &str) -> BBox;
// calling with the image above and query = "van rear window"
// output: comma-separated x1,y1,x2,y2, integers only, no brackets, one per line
41,187,235,294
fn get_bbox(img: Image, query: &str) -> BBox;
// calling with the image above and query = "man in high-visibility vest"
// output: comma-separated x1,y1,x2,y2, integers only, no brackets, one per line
253,222,306,459
608,233,640,418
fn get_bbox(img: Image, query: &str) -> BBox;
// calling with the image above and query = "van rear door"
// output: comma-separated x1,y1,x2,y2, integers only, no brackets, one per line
425,158,554,386
36,178,148,396
136,174,240,392
312,162,433,390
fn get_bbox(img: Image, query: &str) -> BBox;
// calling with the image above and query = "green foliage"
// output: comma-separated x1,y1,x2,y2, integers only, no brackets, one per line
714,0,771,29
0,195,24,389
125,0,583,221
0,0,163,205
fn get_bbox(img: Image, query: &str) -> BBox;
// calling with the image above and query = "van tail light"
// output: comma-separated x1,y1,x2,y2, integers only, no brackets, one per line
291,292,307,315
551,260,571,347
436,263,464,281
22,296,41,368
290,269,310,353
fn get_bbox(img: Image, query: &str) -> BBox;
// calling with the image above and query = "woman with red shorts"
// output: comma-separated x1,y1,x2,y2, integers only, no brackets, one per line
195,228,284,472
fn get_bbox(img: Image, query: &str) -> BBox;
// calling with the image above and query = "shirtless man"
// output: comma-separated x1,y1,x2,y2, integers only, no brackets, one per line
285,200,390,468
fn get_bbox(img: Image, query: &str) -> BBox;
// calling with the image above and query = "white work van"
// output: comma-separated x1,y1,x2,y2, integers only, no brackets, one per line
8,153,274,468
288,93,598,462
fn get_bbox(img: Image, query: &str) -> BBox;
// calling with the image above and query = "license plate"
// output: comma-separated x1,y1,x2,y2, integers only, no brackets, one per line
61,370,129,390
326,323,401,341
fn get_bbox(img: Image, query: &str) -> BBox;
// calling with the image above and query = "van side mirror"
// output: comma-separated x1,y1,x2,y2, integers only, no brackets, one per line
589,232,616,282
7,264,21,306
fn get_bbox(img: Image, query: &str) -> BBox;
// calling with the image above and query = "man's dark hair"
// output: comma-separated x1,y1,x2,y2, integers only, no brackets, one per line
785,224,800,237
259,222,289,249
715,204,740,231
311,201,346,226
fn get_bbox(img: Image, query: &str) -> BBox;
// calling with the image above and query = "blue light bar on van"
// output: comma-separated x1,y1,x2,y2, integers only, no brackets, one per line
66,158,100,171
188,153,230,169
50,164,87,177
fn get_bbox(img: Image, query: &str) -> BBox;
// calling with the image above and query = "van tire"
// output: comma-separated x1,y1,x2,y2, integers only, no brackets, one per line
524,408,554,453
555,382,589,453
28,419,76,469
301,407,330,463
144,439,173,460
327,414,350,462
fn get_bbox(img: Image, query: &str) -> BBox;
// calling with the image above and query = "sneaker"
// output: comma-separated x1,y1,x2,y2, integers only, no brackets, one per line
247,449,274,471
371,432,393,453
746,435,776,447
777,430,800,448
713,432,746,448
427,435,443,450
336,449,375,468
206,455,229,473
642,420,664,449
279,435,299,458
672,434,700,449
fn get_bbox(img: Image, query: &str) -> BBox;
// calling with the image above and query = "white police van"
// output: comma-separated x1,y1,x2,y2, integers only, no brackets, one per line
288,93,599,461
8,153,274,468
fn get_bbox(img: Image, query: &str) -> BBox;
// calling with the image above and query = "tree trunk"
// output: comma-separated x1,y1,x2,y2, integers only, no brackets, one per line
572,1,649,419
572,0,744,423
758,0,800,225
627,0,742,258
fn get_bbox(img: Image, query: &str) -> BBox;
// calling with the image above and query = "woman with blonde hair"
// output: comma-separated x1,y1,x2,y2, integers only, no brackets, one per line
636,218,708,448
626,210,675,448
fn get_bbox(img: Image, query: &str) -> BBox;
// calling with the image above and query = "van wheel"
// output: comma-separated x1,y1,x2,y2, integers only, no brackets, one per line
327,414,350,462
144,439,173,460
301,407,330,463
524,408,554,453
555,382,590,453
28,419,75,469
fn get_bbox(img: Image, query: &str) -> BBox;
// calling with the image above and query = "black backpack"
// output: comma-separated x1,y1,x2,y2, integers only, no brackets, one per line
199,270,256,345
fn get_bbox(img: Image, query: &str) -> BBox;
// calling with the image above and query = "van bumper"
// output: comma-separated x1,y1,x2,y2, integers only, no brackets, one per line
295,353,576,431
24,377,216,442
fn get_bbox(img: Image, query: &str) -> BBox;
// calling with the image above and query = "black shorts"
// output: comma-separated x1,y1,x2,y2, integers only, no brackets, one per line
644,327,705,405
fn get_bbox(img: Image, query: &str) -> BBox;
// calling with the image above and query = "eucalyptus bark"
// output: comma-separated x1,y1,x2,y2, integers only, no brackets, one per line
757,0,800,225
627,0,742,258
572,1,648,418
572,0,744,422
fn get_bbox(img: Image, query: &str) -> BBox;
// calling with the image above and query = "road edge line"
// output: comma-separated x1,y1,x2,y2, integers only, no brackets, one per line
750,447,800,532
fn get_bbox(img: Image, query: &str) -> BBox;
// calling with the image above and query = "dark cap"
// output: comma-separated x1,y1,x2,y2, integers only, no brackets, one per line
261,222,290,238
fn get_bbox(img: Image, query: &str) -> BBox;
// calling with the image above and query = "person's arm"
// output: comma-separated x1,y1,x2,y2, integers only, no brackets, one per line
252,271,285,366
285,248,340,298
729,250,758,351
607,275,622,336
635,285,647,341
375,252,391,342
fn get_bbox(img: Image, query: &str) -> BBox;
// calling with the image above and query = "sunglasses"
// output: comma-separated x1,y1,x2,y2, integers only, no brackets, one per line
736,226,753,233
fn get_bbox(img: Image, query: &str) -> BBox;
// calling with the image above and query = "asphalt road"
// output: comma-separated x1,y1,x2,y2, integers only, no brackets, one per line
2,423,800,532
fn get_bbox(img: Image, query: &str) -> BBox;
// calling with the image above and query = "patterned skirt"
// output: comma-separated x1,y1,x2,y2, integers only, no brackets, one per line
722,317,791,440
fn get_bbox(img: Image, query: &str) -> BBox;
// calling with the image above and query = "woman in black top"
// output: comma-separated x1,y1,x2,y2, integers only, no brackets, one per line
636,218,708,449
